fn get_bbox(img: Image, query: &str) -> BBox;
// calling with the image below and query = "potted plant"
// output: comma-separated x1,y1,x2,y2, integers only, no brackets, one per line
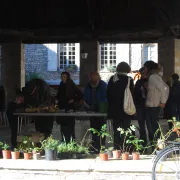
126,135,144,160
2,143,11,159
11,148,20,160
117,125,136,160
89,124,112,161
57,142,69,159
41,135,59,161
20,136,33,160
107,147,114,158
32,147,42,160
112,149,121,159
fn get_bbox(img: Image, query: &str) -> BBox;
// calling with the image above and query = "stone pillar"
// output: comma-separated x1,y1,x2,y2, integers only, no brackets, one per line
158,38,180,81
80,40,99,86
1,43,25,101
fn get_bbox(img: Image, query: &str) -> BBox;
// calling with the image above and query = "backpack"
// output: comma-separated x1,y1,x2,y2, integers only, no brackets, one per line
124,78,136,115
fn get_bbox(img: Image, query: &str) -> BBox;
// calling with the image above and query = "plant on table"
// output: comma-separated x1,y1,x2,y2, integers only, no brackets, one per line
1,143,11,159
126,135,144,160
89,124,112,161
117,125,136,160
41,135,59,160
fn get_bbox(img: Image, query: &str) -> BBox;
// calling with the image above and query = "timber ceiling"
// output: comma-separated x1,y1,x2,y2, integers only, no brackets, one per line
0,0,179,43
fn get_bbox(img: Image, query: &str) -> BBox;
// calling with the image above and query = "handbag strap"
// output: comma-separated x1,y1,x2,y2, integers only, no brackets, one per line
127,77,130,88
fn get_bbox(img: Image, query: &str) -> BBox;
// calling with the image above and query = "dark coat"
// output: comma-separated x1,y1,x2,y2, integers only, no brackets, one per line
107,75,134,120
57,79,83,110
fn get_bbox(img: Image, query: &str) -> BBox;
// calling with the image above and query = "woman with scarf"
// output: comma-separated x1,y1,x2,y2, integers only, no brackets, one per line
56,72,83,142
107,62,134,150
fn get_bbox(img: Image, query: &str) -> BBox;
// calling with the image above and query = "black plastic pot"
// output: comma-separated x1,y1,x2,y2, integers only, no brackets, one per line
45,149,57,161
58,152,69,159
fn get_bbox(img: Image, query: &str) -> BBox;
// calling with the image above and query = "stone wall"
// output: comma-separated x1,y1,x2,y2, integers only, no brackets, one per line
24,44,79,83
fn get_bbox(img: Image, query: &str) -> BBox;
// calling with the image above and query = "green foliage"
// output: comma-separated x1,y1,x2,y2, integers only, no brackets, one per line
13,148,20,152
2,143,10,150
41,135,59,150
20,136,33,153
168,117,180,129
126,136,144,152
65,65,78,73
107,66,116,73
117,125,136,153
0,142,3,148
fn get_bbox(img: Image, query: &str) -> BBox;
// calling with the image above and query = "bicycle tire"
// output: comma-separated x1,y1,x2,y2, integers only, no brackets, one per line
152,146,180,180
152,145,179,164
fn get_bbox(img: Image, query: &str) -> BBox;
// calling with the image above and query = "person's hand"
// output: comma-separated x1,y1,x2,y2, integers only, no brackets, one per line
68,99,74,104
159,103,165,108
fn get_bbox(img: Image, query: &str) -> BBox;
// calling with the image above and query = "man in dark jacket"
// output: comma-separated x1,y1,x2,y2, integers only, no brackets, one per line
7,91,25,149
84,72,107,153
134,67,147,145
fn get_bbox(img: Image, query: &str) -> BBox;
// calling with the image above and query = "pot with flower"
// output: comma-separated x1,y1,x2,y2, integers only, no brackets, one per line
41,135,59,161
89,124,112,161
117,125,136,160
11,148,20,160
126,135,144,160
112,149,121,159
2,143,11,159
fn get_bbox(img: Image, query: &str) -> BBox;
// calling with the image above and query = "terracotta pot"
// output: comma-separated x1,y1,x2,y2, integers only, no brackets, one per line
11,151,20,159
99,153,108,161
112,150,121,159
122,153,129,160
2,150,11,159
132,152,140,160
24,153,32,160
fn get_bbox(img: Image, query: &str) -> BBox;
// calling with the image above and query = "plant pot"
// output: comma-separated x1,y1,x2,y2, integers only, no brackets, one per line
24,153,32,160
107,151,113,158
58,152,69,159
99,153,108,161
112,150,121,159
122,153,129,160
45,149,57,161
33,153,41,160
132,152,140,160
11,151,20,159
2,150,11,159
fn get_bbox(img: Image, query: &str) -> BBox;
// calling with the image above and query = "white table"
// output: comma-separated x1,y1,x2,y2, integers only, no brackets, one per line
14,112,108,134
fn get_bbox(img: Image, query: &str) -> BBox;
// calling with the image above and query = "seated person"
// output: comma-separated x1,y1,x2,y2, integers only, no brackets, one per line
7,90,25,149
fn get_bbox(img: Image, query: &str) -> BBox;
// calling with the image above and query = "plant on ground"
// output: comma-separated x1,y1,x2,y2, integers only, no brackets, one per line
117,125,136,153
20,136,33,153
89,124,112,154
41,135,59,150
126,136,144,153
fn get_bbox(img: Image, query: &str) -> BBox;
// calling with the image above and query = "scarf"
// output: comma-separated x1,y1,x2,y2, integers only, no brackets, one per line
113,72,128,83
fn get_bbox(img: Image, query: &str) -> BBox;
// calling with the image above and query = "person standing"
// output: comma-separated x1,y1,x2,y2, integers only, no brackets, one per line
107,62,134,150
134,67,147,145
56,72,83,142
144,61,169,146
84,72,107,153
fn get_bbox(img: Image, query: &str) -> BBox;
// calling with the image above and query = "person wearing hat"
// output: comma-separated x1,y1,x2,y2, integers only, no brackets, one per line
134,67,147,145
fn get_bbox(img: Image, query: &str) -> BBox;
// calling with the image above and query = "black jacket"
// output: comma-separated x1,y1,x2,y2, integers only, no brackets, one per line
107,75,134,120
134,78,147,107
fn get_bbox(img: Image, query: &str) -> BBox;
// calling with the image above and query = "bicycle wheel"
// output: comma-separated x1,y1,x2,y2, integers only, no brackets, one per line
152,146,180,180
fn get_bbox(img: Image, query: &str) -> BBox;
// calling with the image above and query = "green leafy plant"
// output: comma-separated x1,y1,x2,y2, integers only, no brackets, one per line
126,136,144,153
20,136,33,153
89,124,112,153
2,143,10,150
0,142,3,148
12,148,20,152
41,135,59,150
65,65,78,73
117,125,136,153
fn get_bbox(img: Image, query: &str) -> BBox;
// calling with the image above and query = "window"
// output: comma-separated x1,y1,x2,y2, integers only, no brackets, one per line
58,43,79,69
100,43,117,70
143,44,156,63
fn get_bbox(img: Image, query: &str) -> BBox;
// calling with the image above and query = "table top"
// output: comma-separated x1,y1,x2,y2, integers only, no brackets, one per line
14,112,107,117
